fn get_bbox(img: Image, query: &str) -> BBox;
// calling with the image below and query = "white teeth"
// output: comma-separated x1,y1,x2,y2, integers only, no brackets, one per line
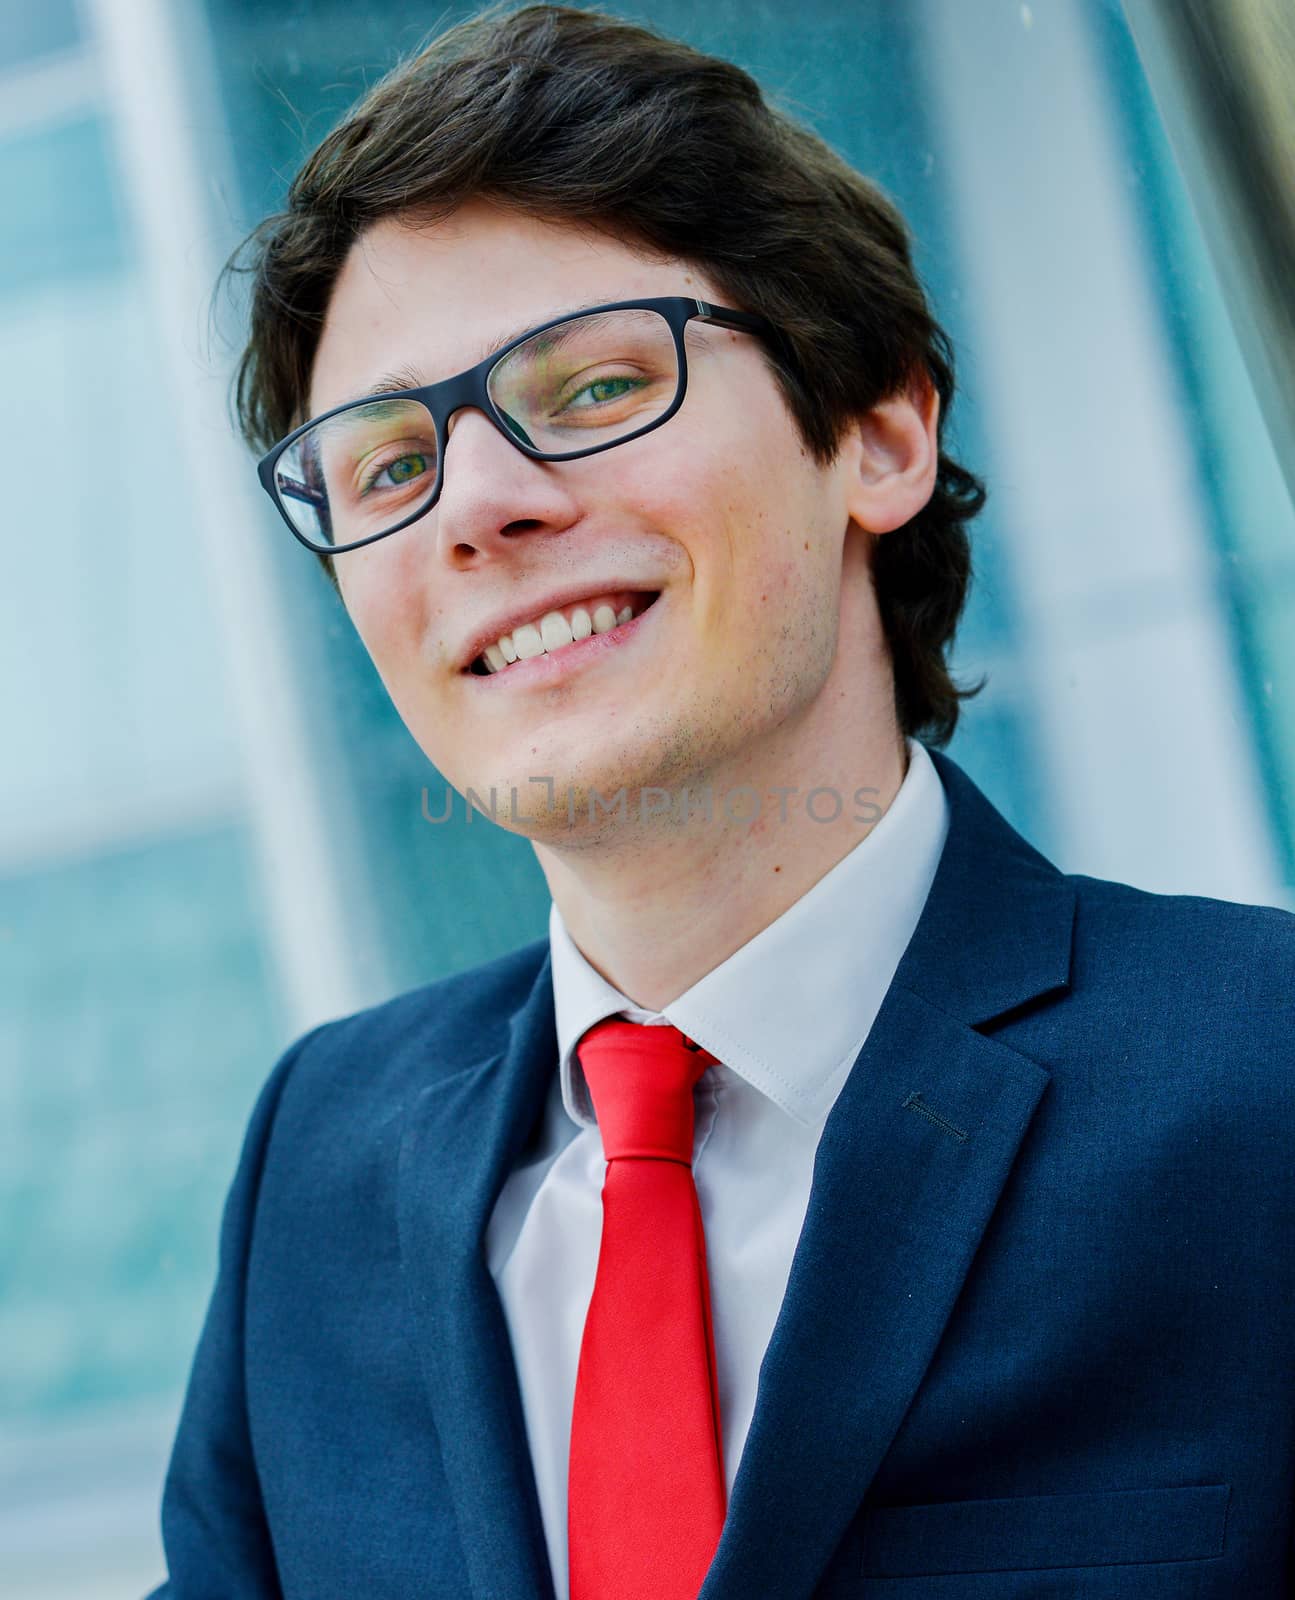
476,592,656,672
512,622,545,661
540,611,574,651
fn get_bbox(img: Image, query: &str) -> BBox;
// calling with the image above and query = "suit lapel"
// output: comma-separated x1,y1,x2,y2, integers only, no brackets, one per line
396,948,559,1600
699,747,1077,1600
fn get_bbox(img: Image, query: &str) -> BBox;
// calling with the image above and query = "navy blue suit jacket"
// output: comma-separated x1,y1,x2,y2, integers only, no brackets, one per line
149,747,1295,1597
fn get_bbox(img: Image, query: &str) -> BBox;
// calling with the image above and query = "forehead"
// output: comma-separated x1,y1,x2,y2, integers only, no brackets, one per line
308,200,715,415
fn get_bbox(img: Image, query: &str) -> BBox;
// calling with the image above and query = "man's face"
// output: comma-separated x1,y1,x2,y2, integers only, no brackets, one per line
309,198,898,835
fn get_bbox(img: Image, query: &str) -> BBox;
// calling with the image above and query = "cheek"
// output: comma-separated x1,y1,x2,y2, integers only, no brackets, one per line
603,345,810,530
340,545,430,664
618,430,785,569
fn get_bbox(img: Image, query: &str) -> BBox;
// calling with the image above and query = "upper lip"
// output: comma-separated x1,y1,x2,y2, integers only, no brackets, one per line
458,583,661,670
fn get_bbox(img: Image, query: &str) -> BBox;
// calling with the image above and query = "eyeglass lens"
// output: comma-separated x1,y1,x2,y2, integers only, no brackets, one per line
271,307,682,550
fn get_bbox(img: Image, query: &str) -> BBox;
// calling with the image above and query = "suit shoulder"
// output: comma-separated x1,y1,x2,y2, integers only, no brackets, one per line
267,935,550,1120
1061,871,1294,1038
1066,870,1295,954
319,933,549,1050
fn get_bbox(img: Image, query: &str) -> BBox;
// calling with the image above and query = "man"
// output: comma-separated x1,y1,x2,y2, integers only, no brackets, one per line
150,5,1295,1597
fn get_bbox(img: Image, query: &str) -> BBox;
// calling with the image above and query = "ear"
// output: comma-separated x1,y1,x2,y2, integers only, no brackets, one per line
842,368,940,535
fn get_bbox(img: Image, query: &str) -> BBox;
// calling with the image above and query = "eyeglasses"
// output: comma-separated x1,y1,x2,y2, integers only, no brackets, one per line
256,295,777,555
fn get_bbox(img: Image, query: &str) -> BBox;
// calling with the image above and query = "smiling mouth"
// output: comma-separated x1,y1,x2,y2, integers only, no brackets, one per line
466,590,661,676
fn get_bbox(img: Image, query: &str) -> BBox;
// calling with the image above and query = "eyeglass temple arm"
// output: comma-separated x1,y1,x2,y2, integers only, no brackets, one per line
692,300,776,336
276,475,327,509
276,472,333,543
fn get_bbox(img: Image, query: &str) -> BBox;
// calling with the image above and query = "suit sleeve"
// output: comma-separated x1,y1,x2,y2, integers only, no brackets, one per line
144,1023,327,1598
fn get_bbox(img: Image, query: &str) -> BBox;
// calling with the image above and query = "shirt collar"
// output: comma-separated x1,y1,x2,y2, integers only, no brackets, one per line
550,736,951,1131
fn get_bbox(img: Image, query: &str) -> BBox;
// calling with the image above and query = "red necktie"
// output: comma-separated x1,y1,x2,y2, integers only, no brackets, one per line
567,1019,727,1600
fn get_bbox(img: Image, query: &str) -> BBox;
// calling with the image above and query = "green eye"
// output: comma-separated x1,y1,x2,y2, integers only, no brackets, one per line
568,377,642,408
357,450,433,500
385,453,428,484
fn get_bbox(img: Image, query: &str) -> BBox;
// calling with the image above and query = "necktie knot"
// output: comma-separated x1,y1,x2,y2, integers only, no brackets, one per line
575,1020,717,1164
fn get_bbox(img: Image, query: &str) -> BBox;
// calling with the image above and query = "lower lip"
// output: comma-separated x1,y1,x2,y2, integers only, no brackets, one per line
465,598,661,690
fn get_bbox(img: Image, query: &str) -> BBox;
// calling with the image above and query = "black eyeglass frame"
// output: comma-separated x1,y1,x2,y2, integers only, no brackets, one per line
256,295,778,556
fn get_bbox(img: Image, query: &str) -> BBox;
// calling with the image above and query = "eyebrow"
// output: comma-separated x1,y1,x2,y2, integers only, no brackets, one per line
362,298,624,400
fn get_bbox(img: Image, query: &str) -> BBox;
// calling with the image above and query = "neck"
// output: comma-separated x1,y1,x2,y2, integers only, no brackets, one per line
533,700,910,1013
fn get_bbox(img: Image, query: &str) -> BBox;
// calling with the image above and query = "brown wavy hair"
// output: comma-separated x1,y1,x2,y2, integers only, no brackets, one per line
224,1,987,746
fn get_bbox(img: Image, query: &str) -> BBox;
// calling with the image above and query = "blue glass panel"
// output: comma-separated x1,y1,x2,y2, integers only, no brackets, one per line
0,824,282,1421
0,0,81,71
0,117,128,296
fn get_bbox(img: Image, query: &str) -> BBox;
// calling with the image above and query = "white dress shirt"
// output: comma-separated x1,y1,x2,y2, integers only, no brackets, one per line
484,736,950,1598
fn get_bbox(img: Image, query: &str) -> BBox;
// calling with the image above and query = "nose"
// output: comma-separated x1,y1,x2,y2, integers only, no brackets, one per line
430,405,580,570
